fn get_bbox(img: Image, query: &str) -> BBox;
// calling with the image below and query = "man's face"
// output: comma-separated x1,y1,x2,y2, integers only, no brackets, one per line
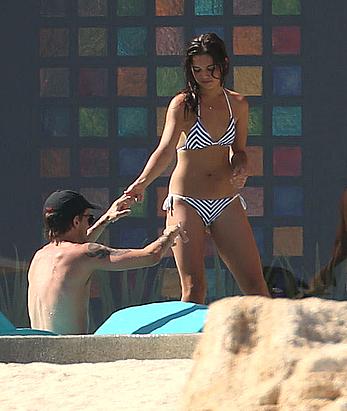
78,208,95,241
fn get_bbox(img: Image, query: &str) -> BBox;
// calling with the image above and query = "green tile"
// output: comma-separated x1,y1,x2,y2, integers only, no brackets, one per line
118,107,148,137
272,106,302,136
157,67,184,97
78,0,107,16
248,106,263,135
117,0,145,16
79,107,108,137
117,27,147,56
272,0,300,15
195,0,223,15
118,188,148,217
79,28,107,56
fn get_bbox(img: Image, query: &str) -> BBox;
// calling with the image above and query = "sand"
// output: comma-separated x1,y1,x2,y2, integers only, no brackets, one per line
0,359,193,411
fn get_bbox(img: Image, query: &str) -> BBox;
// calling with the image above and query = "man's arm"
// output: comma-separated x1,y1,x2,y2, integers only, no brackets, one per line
83,224,187,271
86,194,133,242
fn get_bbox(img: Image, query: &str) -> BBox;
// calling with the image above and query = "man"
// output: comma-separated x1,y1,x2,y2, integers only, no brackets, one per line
28,190,187,335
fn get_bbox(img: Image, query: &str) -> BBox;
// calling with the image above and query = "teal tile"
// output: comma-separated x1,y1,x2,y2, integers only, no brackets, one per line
249,106,263,135
79,107,108,137
272,0,300,15
118,107,148,138
117,0,145,16
41,107,70,136
117,27,147,56
195,0,223,15
157,67,184,97
272,106,302,136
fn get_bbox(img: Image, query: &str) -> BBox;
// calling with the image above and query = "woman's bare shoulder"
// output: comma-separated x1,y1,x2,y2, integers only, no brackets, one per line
167,93,186,112
166,93,192,124
224,88,248,107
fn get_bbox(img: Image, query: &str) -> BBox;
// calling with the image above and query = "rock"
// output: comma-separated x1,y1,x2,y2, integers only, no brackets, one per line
181,297,347,411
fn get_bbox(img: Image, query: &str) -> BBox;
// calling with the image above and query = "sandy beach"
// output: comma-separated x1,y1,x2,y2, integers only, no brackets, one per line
0,359,193,411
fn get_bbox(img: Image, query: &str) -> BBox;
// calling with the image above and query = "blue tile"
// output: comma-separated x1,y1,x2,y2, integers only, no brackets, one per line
252,226,264,256
119,148,148,176
273,186,303,216
273,66,301,96
119,227,147,248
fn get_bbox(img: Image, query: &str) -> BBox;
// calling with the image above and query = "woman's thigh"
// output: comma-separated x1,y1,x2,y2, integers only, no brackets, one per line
209,198,269,295
166,198,206,276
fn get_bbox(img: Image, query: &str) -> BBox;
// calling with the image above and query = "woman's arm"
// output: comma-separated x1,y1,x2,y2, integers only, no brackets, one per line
229,94,249,189
124,95,185,201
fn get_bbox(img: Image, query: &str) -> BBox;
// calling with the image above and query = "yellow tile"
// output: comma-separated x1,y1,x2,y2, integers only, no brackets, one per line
233,66,263,96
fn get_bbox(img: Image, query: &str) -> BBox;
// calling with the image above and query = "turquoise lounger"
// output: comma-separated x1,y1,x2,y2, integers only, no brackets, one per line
95,301,208,335
0,312,56,336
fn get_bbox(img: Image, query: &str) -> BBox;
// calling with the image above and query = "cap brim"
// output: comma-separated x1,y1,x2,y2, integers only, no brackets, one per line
86,201,102,210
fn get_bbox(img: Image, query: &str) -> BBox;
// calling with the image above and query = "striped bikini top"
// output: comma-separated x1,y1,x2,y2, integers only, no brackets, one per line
177,89,236,152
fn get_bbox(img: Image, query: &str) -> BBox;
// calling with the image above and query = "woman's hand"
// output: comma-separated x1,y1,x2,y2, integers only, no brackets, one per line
124,180,146,203
230,152,248,190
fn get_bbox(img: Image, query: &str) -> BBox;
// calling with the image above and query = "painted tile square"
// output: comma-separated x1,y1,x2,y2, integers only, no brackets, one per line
117,27,147,56
273,66,301,96
117,67,147,96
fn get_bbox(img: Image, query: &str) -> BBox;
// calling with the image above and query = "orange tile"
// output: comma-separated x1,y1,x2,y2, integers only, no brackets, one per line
245,146,263,176
273,226,303,256
233,26,263,55
117,67,147,96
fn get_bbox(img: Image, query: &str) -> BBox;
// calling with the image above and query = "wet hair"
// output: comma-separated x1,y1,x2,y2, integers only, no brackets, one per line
180,33,229,118
43,209,85,242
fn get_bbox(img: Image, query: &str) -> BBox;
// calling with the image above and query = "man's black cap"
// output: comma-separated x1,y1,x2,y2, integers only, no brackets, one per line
43,190,101,216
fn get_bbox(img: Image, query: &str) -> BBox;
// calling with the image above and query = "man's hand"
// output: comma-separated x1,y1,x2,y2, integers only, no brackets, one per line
104,194,134,223
163,223,189,246
230,152,248,190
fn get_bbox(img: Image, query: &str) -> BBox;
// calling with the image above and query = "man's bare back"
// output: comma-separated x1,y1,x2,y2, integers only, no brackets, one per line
28,242,93,334
28,190,187,335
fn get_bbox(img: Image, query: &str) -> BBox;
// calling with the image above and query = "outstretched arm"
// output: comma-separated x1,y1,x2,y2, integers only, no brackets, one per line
124,95,184,202
83,224,188,271
86,194,133,242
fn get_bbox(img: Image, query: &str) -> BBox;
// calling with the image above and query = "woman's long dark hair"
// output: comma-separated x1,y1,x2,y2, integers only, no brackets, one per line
311,191,347,292
180,33,229,118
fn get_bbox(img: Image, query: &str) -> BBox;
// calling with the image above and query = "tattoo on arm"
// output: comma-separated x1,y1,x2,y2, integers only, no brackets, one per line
86,243,131,259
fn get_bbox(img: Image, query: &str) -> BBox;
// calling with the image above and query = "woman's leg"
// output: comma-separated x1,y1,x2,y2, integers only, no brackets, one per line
210,198,271,297
166,198,208,304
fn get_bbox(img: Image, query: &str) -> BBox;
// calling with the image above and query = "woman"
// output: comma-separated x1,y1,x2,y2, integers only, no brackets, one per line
125,33,270,303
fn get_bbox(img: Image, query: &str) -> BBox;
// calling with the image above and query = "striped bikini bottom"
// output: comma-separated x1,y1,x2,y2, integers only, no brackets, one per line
162,193,247,227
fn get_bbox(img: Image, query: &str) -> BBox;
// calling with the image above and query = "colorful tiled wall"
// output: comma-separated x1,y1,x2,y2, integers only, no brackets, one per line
39,0,303,278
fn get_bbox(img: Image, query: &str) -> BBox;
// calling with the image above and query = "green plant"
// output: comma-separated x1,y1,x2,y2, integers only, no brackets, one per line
0,249,30,327
89,259,168,330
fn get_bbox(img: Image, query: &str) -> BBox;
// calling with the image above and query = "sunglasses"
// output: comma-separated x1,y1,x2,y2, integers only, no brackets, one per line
82,214,96,226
